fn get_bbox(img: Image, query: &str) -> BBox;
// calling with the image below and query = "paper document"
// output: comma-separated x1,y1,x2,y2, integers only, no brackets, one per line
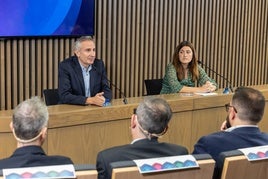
194,92,218,96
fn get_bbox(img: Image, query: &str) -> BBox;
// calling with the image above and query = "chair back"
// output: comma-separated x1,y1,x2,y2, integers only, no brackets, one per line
75,164,97,179
144,79,163,95
43,89,59,106
219,150,268,179
0,164,97,179
75,170,97,179
111,154,215,179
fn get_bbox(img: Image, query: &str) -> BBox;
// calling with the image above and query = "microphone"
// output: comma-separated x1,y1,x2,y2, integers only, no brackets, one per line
92,65,128,104
198,60,234,93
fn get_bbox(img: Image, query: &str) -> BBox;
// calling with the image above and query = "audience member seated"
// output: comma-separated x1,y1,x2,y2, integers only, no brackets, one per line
96,97,188,179
0,96,73,170
192,87,268,178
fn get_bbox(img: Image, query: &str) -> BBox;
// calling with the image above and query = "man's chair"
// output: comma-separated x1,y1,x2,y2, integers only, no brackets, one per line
0,164,97,179
218,150,268,179
110,154,215,179
43,89,59,106
144,79,163,95
75,164,97,179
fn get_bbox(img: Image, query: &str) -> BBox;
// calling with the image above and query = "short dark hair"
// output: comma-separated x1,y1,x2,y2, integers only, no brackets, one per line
136,97,172,137
232,87,265,124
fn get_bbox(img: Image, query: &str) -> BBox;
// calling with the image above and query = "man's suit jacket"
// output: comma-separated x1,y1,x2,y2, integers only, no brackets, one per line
0,146,73,170
58,56,112,105
96,138,188,179
193,127,268,162
192,127,268,178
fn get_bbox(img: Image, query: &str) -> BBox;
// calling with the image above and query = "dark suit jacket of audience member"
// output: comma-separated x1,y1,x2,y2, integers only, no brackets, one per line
192,127,268,178
58,56,112,105
96,138,188,179
0,146,73,170
193,127,268,162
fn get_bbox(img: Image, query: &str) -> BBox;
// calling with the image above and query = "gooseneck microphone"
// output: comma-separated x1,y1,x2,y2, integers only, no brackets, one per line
109,82,128,104
198,60,234,93
93,65,128,104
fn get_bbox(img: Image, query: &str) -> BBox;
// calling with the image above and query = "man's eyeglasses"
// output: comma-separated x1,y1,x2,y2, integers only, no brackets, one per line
225,103,237,113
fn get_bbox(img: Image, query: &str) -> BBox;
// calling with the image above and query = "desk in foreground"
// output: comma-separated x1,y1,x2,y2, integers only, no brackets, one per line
1,85,268,164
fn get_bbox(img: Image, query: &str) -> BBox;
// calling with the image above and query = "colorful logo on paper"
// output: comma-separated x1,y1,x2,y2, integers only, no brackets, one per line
6,170,74,179
139,160,197,172
247,151,268,160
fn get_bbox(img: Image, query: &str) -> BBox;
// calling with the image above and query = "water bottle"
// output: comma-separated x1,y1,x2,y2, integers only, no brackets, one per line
223,87,230,94
103,98,111,107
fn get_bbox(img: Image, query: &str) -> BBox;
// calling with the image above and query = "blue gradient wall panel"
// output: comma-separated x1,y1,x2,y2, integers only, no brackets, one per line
0,0,94,37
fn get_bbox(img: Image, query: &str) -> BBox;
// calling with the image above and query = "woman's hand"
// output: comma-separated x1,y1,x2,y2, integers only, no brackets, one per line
202,81,216,92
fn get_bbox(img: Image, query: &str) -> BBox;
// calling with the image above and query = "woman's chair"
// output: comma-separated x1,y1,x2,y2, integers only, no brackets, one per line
43,89,59,106
144,79,163,95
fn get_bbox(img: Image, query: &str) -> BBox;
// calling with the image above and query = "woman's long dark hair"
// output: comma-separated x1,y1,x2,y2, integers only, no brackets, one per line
172,41,199,81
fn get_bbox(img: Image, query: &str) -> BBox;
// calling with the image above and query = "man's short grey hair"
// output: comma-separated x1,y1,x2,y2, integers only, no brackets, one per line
12,96,49,140
73,36,95,52
136,97,172,136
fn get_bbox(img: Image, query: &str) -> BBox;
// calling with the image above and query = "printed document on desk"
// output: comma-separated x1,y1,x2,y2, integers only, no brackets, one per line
194,92,218,96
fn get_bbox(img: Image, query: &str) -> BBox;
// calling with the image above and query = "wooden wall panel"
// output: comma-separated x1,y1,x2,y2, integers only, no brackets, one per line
0,0,267,110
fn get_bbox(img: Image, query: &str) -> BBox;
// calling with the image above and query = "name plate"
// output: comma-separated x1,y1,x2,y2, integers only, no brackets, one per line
133,155,199,174
3,164,76,179
239,145,268,161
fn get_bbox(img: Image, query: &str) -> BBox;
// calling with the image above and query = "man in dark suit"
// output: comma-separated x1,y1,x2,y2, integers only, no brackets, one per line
58,36,112,106
0,97,73,170
96,97,188,179
193,87,268,178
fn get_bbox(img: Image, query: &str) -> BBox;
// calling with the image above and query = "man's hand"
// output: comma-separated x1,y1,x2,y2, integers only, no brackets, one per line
86,92,105,106
220,120,227,131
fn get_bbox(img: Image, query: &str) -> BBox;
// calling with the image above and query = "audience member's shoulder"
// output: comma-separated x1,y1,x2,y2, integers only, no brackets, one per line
260,132,268,140
163,142,188,153
261,131,268,136
0,157,10,168
197,130,232,142
98,144,130,155
48,155,74,164
97,144,132,160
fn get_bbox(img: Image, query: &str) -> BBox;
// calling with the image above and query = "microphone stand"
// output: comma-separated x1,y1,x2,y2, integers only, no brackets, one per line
93,65,128,104
198,60,234,93
109,82,128,104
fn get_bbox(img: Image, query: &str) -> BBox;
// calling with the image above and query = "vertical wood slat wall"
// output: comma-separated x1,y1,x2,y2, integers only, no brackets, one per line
97,0,268,98
0,0,267,110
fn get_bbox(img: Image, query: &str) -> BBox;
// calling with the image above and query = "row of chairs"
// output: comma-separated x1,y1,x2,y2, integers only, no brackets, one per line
1,151,267,179
110,151,268,179
43,79,163,106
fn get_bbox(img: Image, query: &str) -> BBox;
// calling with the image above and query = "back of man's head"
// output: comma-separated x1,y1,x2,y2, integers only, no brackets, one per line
136,97,172,137
12,96,49,142
232,87,265,124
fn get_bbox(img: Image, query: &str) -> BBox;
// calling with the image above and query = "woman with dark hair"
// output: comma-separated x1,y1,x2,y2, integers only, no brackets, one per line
161,41,217,94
